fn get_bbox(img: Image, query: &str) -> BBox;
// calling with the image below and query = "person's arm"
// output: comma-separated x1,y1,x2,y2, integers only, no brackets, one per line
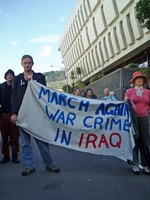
147,90,150,112
11,113,17,124
124,96,130,102
36,73,46,86
0,86,2,115
42,75,46,86
11,76,19,124
124,89,130,102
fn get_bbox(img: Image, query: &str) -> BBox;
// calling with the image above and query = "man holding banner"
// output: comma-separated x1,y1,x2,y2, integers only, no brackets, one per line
14,65,136,170
11,55,60,176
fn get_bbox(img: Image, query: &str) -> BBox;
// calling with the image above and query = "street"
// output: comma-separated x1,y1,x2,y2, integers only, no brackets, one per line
0,136,150,200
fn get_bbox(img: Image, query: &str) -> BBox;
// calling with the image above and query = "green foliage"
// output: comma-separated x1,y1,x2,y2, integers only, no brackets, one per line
43,70,66,90
90,76,99,83
71,82,75,93
62,84,72,93
70,70,75,80
136,0,150,30
47,79,66,90
76,67,81,75
127,63,148,76
127,62,148,78
139,67,148,76
98,75,102,79
75,79,86,90
128,63,139,68
43,70,66,82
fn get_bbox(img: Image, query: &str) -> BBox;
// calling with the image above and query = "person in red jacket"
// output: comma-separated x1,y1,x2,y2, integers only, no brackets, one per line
124,71,150,175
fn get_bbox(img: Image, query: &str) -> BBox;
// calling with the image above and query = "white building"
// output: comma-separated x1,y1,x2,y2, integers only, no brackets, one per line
58,0,150,85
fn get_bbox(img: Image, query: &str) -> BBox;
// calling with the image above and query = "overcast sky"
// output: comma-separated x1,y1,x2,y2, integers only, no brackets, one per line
0,0,77,82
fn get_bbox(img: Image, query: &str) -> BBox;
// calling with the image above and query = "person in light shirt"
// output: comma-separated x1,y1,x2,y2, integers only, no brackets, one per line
101,88,116,100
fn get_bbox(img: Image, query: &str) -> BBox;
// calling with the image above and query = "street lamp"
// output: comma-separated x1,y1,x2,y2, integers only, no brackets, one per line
50,65,68,93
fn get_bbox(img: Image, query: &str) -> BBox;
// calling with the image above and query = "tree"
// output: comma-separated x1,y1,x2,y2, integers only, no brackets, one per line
75,79,86,90
135,0,150,30
70,70,75,81
62,84,72,93
127,63,148,77
128,63,139,68
76,67,81,75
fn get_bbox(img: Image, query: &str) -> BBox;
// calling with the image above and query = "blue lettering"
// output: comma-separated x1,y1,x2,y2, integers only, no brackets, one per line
68,97,77,108
123,103,129,117
46,106,76,126
110,119,121,131
45,106,60,121
38,87,51,101
95,102,128,116
105,118,109,130
95,103,105,115
113,104,124,116
61,130,72,145
50,92,58,104
105,103,116,115
66,113,76,125
54,128,71,145
54,128,59,142
83,116,93,128
56,111,65,124
94,117,103,129
123,119,131,131
59,94,67,106
78,100,89,112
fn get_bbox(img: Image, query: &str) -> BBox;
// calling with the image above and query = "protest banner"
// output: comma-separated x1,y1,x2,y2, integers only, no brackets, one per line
17,80,135,161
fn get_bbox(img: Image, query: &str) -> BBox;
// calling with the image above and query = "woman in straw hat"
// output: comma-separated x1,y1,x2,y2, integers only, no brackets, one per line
124,71,150,175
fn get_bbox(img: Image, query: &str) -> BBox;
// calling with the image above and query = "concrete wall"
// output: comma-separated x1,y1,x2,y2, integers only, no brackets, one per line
58,0,150,85
88,68,150,100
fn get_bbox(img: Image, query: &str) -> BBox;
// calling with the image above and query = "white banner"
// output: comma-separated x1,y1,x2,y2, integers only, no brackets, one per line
17,80,135,161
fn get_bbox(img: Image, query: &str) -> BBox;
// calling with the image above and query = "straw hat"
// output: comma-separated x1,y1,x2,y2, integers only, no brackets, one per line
129,71,148,84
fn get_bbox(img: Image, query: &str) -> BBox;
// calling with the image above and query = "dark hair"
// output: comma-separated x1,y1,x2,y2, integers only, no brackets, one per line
4,69,15,80
86,88,93,94
74,87,79,92
21,55,33,63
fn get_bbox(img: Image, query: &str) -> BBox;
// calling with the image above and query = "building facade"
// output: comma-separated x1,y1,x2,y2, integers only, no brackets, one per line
58,0,150,86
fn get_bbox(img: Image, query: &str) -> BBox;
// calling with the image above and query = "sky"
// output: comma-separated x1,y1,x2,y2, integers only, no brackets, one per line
0,0,77,82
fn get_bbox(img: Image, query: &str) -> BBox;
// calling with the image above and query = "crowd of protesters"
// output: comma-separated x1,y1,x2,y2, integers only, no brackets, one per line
0,55,150,176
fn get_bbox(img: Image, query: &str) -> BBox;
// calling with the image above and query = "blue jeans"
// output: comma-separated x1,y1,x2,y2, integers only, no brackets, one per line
19,127,54,169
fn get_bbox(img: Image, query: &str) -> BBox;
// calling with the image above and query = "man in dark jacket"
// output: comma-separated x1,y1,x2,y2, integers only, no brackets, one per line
11,55,60,176
0,69,20,164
